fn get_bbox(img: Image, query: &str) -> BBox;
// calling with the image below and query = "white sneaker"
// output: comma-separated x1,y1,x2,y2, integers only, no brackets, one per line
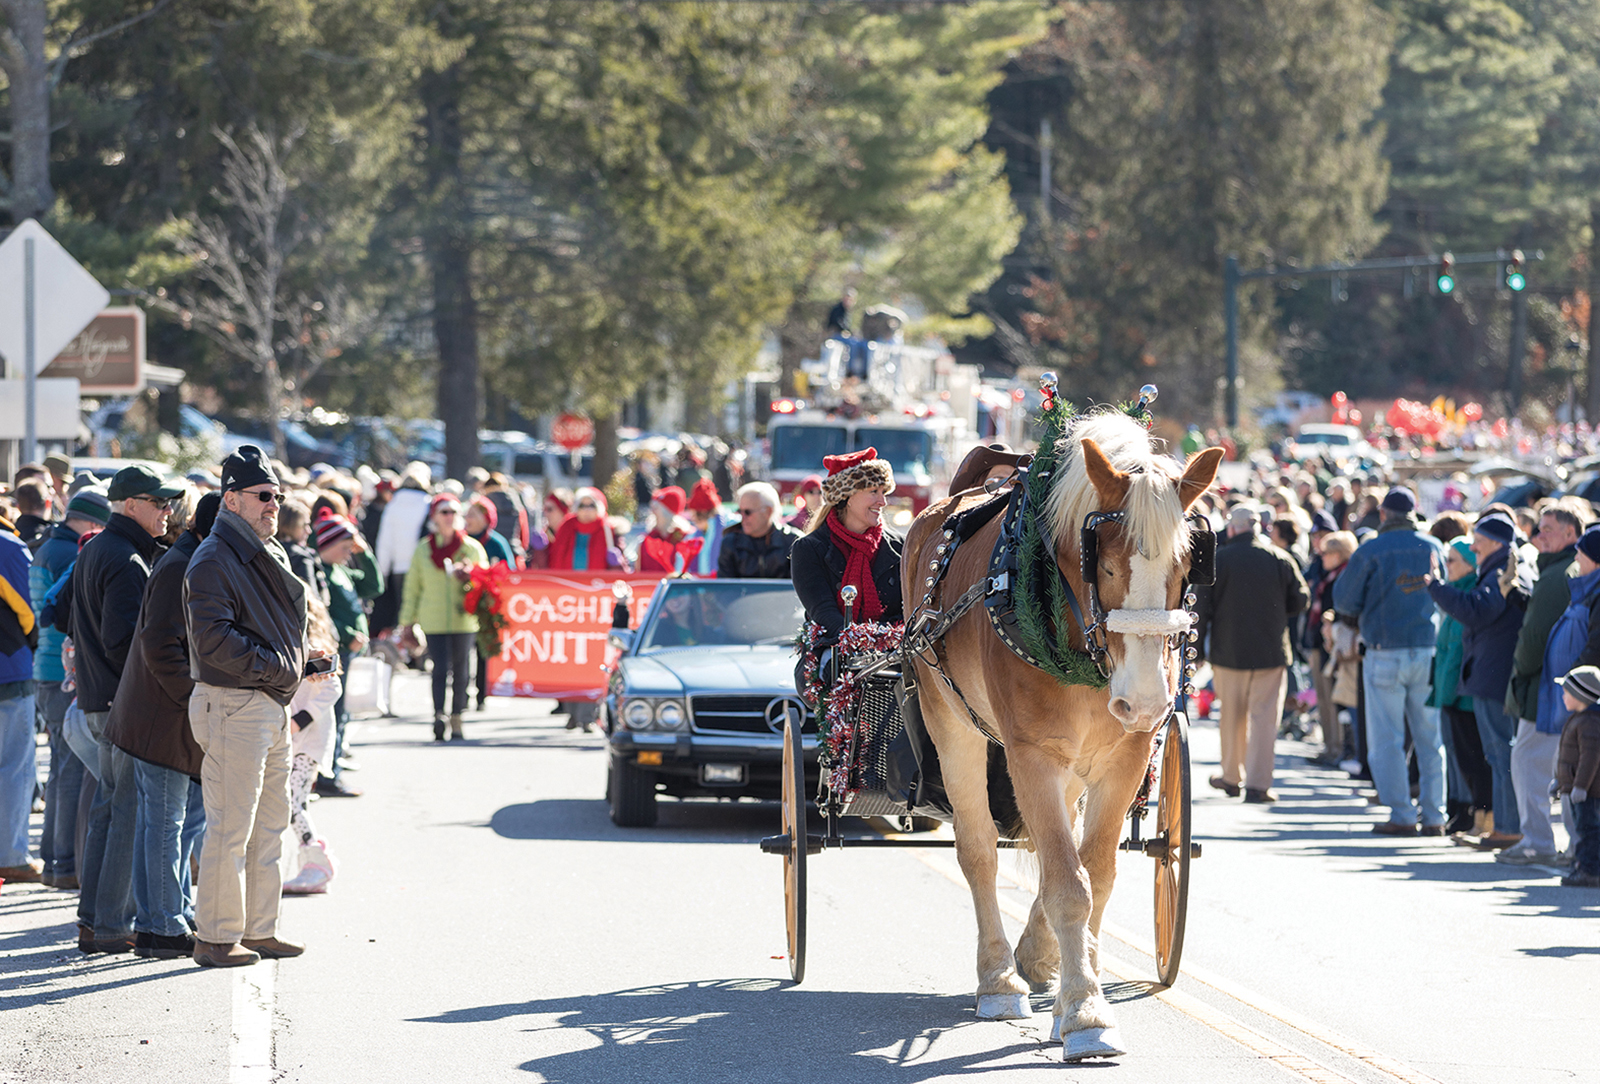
1494,848,1561,866
282,841,336,894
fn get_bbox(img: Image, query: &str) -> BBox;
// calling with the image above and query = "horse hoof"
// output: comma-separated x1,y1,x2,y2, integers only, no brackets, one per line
1049,1016,1062,1042
1063,1026,1127,1062
975,993,1031,1020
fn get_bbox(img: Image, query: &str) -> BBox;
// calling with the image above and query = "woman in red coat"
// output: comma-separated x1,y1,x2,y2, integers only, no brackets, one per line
547,488,623,571
637,486,702,573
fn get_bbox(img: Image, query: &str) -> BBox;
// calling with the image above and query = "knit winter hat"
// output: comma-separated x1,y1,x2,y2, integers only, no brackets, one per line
1449,538,1477,569
469,494,498,530
64,488,111,526
1557,664,1600,706
653,486,687,517
1579,524,1600,565
821,447,894,509
314,512,356,549
687,477,721,513
1473,511,1517,546
220,445,278,493
1379,487,1416,515
429,493,462,517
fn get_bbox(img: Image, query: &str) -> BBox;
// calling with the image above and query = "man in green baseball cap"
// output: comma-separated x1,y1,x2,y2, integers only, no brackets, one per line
105,465,185,505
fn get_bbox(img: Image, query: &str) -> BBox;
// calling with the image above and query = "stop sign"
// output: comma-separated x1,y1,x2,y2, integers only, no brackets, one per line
551,412,594,450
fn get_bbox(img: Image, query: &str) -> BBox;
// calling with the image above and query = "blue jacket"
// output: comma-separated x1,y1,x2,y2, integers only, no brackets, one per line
28,522,79,683
0,525,34,686
1427,543,1531,701
1539,567,1600,734
1332,520,1445,649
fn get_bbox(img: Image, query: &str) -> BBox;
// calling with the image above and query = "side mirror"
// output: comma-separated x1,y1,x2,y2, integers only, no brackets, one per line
608,629,636,653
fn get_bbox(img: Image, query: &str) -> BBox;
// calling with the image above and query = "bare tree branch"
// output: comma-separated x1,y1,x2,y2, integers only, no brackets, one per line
47,0,175,85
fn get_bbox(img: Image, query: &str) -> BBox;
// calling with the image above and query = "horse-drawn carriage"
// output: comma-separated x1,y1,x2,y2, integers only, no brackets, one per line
759,380,1223,1062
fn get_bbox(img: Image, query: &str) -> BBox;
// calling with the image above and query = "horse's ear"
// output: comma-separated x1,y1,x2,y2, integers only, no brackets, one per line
1081,438,1130,508
1178,447,1225,511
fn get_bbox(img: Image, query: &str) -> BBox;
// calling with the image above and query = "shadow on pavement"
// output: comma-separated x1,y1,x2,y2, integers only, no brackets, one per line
411,977,1131,1081
490,798,786,844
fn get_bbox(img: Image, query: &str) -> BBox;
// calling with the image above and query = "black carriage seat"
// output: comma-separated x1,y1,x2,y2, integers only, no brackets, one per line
948,443,1033,497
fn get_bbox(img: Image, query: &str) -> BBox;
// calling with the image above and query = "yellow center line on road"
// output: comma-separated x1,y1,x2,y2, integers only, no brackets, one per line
902,845,1444,1084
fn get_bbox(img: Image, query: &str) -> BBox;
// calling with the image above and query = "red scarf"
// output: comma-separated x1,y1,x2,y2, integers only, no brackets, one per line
429,530,464,569
549,517,614,570
827,511,885,620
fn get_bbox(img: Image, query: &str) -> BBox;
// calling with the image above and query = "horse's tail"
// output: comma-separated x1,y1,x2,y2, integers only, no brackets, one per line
987,744,1031,845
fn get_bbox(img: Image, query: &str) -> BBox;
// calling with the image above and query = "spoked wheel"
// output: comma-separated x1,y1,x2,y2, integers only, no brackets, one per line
1153,711,1193,986
780,715,808,984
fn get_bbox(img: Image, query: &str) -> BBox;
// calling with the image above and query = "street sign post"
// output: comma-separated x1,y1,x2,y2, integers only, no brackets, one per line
0,219,111,462
551,413,595,451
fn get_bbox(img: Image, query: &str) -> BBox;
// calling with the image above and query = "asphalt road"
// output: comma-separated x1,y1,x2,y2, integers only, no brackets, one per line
4,672,1599,1084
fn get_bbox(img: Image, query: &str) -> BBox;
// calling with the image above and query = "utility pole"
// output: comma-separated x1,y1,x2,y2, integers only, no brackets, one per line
1224,255,1239,428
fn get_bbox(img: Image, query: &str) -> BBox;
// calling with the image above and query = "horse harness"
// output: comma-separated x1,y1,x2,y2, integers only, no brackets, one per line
897,459,1217,741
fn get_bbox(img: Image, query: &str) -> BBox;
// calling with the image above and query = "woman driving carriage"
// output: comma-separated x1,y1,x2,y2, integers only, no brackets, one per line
790,447,904,640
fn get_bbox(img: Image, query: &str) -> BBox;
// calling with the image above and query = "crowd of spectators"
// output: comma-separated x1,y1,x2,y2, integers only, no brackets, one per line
1191,460,1599,888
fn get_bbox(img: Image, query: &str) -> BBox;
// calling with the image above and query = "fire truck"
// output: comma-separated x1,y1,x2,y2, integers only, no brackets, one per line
763,326,982,528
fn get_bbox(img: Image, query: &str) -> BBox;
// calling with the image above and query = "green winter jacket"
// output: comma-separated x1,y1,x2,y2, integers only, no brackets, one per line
1427,570,1477,711
327,547,383,652
1505,545,1576,721
398,534,487,635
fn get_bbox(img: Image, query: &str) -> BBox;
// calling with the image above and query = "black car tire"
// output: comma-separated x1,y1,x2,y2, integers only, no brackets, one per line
609,753,658,827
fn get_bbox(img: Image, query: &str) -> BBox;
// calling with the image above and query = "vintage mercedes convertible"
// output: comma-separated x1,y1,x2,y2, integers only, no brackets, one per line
604,577,818,827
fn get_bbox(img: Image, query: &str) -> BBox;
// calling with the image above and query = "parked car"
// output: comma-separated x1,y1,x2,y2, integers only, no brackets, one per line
85,401,245,460
604,578,816,827
480,437,594,490
218,416,353,470
1284,423,1388,471
68,456,177,483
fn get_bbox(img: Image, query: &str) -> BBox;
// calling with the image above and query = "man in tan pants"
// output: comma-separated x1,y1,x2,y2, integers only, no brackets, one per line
1194,503,1310,803
185,446,318,967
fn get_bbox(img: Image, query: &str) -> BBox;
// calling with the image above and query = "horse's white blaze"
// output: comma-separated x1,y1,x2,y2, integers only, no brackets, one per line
1108,552,1174,731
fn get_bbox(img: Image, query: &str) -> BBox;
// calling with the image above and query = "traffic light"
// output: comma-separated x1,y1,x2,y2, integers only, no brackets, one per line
1505,249,1526,292
1436,252,1455,295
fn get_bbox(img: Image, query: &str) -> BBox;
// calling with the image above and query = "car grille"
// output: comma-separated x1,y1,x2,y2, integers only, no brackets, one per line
689,695,816,736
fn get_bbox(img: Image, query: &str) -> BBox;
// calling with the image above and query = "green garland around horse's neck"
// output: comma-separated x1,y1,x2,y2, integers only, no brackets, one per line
1011,392,1152,690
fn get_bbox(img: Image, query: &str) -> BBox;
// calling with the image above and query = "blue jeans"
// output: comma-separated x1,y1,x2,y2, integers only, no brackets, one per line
1472,695,1519,835
132,759,206,937
77,721,137,938
36,684,85,878
1568,796,1598,876
1363,648,1446,826
0,688,37,867
330,649,353,782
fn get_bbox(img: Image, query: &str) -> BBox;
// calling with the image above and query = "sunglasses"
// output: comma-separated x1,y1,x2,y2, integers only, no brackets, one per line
576,501,598,510
133,495,174,511
737,508,762,516
243,489,286,505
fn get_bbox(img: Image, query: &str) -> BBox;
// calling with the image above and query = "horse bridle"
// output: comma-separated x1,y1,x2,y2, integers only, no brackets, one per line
1078,510,1215,691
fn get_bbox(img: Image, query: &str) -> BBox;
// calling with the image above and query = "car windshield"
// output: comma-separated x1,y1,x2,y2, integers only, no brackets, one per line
1299,430,1352,446
639,581,805,652
853,428,931,474
770,425,847,472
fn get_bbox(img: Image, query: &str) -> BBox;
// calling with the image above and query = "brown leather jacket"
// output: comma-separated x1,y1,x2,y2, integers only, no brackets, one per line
184,509,307,706
106,531,204,776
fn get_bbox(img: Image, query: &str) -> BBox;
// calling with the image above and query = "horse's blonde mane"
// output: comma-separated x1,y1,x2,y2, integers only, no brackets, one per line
1044,410,1190,568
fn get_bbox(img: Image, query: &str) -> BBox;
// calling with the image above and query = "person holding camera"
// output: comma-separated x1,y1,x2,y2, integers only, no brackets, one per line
184,446,329,968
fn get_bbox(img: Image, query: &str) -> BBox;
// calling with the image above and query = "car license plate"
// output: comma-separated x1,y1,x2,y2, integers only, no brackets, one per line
701,763,746,785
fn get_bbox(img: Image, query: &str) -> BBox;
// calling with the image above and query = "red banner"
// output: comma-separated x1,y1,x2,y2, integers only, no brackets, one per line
486,572,663,700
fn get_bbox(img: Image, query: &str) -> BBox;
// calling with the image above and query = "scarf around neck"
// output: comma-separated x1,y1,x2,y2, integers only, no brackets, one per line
827,510,884,621
429,529,464,569
551,516,612,570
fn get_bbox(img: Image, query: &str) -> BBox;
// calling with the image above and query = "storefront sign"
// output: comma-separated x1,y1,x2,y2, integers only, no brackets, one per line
40,306,145,392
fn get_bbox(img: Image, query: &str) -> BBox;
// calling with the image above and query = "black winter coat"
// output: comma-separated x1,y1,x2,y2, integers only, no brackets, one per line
718,522,802,579
1193,530,1309,671
790,526,903,639
106,531,204,777
71,513,163,713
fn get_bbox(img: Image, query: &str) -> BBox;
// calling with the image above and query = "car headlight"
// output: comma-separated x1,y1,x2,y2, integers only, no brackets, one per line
655,700,685,730
622,699,654,729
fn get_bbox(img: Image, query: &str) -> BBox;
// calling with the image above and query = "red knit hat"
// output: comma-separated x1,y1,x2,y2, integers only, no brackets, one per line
429,493,462,516
687,477,720,513
315,512,356,549
653,486,687,516
469,493,498,530
821,447,894,508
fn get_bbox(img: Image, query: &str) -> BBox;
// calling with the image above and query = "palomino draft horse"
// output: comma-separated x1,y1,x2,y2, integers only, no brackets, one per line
904,410,1222,1061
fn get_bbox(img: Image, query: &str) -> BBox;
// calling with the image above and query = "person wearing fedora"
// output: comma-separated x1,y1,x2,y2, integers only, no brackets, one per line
184,446,320,967
1335,487,1452,836
72,464,183,952
1427,509,1534,849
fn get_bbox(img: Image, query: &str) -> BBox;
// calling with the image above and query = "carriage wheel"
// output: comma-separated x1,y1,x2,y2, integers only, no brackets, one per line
780,715,808,984
1152,711,1192,986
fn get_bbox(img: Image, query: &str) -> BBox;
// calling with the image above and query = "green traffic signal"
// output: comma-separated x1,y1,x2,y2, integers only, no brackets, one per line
1437,274,1455,294
1506,271,1526,292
